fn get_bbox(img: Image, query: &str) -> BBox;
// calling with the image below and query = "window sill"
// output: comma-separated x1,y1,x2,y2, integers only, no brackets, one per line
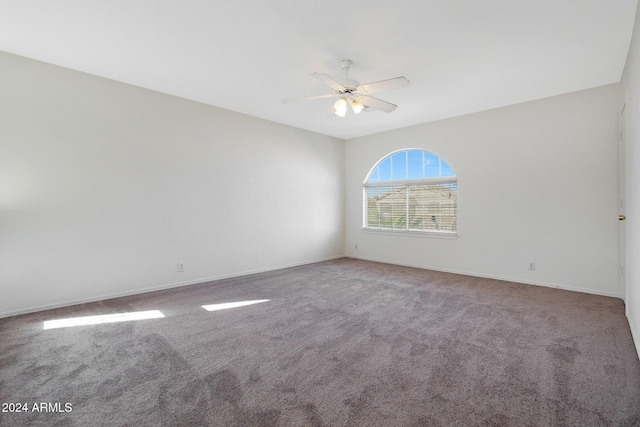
361,228,458,240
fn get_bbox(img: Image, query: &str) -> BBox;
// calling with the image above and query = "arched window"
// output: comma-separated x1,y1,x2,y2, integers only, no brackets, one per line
363,149,457,234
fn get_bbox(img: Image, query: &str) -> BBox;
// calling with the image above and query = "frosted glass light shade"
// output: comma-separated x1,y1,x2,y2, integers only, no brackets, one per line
334,97,348,117
350,99,364,114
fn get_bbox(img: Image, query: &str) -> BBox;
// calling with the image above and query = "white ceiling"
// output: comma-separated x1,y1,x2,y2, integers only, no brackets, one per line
0,0,637,139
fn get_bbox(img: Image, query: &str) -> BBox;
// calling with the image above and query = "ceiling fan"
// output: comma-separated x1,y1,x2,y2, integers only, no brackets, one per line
282,59,410,117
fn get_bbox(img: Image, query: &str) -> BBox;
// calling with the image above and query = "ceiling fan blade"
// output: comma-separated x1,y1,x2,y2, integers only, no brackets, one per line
358,77,410,95
311,73,345,92
282,93,338,104
359,95,397,113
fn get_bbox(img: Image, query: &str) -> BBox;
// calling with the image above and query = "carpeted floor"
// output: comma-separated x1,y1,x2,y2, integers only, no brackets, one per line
1,258,639,426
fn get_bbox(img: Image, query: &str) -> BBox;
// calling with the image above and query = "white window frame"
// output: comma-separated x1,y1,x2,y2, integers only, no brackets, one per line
362,150,458,238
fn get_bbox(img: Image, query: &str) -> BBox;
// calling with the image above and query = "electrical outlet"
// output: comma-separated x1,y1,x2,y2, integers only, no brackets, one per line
355,244,358,250
177,262,184,272
528,261,536,271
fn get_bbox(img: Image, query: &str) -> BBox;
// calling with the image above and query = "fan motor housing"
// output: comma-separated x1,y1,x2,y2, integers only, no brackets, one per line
338,79,360,92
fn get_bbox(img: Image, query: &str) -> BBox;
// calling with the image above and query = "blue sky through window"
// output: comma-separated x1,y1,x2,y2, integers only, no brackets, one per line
367,150,455,182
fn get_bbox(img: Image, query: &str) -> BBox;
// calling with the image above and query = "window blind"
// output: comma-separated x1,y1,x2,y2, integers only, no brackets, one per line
364,179,457,233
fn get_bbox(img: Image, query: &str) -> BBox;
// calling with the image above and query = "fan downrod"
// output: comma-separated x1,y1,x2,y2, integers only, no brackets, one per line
339,59,359,92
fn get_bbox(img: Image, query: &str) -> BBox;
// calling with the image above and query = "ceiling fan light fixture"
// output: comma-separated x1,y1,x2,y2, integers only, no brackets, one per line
282,59,409,117
334,97,348,117
350,99,364,114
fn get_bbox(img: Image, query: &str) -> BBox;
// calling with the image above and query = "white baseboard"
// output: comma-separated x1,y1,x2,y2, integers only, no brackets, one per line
2,254,624,319
0,254,345,319
347,255,622,299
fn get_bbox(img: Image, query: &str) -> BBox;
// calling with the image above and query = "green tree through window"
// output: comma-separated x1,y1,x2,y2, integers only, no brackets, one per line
363,150,457,234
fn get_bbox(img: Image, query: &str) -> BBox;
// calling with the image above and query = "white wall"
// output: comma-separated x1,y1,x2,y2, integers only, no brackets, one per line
0,52,345,318
345,84,622,297
0,44,631,320
622,4,640,355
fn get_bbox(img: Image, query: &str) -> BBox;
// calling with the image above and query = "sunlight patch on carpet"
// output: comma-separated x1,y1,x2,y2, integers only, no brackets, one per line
43,310,165,330
201,300,270,312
